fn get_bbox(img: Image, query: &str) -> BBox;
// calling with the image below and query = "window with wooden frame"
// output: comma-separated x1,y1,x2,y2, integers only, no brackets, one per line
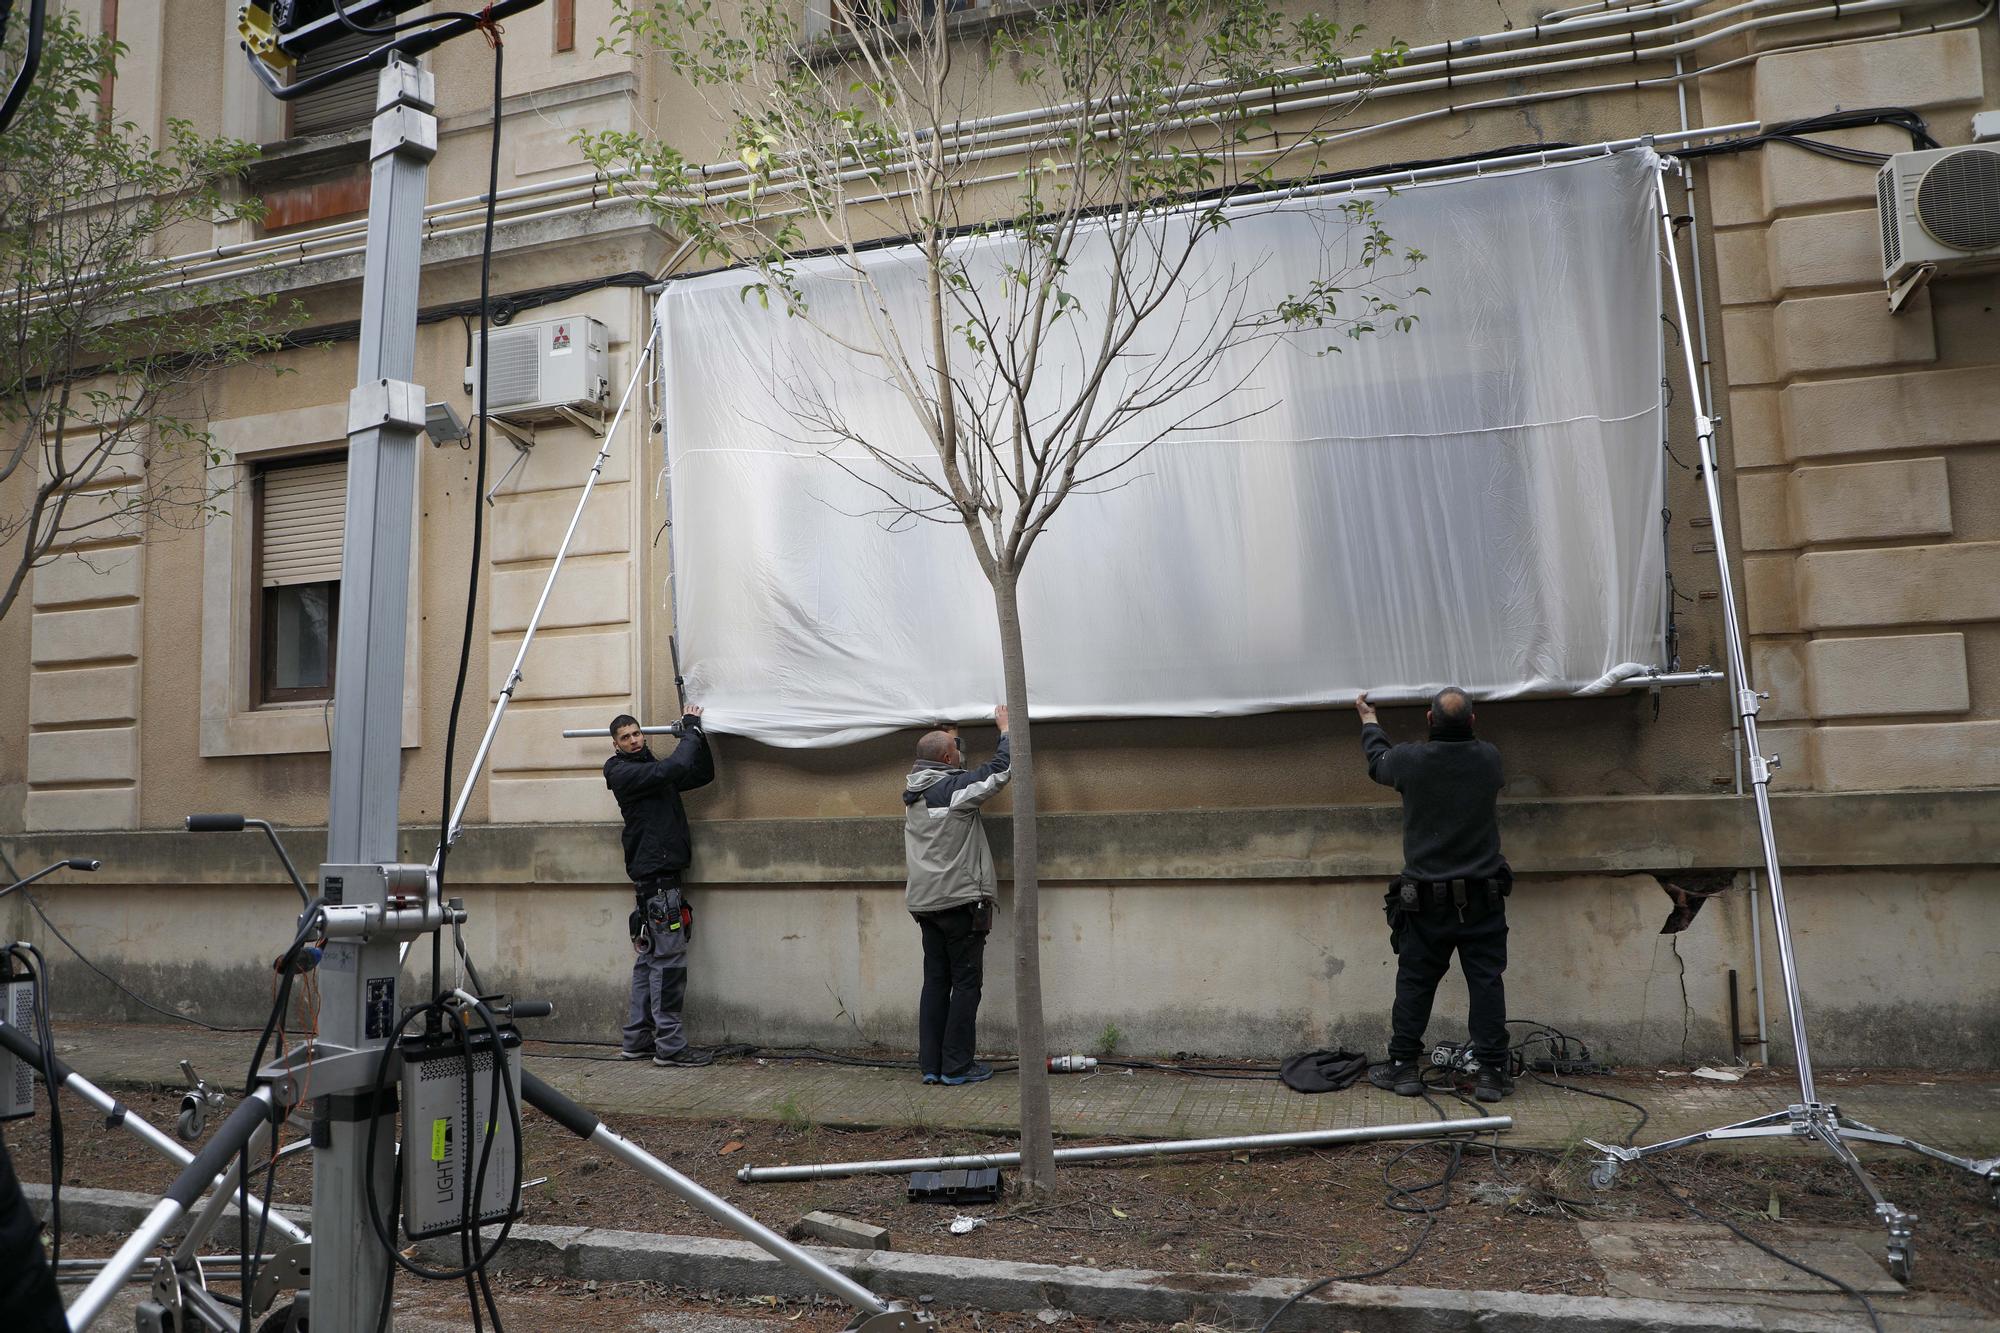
253,454,346,704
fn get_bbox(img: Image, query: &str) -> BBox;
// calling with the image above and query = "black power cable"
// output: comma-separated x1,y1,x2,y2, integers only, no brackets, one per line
428,3,506,1051
7,944,64,1269
1675,107,1938,164
13,888,263,1033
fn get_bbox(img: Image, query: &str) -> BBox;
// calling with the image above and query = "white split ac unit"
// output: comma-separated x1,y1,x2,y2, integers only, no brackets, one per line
467,315,612,429
1876,145,2000,310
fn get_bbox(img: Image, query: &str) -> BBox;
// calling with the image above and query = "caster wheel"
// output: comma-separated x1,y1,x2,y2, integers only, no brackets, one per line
1887,1245,1913,1285
176,1107,202,1142
257,1300,307,1333
1588,1161,1621,1191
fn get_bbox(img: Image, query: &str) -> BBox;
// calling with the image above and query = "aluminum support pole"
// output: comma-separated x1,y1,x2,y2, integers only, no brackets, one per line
738,1116,1513,1183
438,318,662,855
0,1020,307,1245
1582,160,2000,1287
1650,163,1815,1102
66,1089,282,1332
312,56,436,1333
518,1071,893,1316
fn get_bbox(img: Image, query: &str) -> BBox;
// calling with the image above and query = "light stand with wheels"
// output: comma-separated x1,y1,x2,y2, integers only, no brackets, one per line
1583,153,2000,1282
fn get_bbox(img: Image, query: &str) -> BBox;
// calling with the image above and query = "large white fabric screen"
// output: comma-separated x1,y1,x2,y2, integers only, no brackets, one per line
660,151,1665,747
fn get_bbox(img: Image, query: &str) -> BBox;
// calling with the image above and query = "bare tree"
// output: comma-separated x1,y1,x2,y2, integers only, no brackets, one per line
587,0,1424,1188
1,11,295,624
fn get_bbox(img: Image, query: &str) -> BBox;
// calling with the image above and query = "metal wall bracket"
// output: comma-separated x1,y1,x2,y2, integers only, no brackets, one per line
348,379,427,436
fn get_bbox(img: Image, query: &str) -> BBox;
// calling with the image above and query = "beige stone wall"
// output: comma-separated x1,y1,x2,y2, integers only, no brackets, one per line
1702,27,2000,792
5,3,1998,1070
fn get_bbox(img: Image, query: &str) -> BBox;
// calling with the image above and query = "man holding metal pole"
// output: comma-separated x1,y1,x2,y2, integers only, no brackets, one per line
1356,687,1515,1104
606,708,716,1067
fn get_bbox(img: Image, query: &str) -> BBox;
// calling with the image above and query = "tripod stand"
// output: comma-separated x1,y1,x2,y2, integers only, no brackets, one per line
1583,155,2000,1283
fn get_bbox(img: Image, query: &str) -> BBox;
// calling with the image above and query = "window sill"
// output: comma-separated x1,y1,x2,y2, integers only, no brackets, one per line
246,129,371,192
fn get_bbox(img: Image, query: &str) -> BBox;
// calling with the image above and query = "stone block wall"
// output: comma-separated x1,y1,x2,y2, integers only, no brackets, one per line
23,446,147,832
1705,28,1999,792
482,286,652,825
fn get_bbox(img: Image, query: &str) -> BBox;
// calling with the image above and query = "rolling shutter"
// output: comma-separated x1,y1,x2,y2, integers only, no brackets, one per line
261,458,347,587
290,31,382,139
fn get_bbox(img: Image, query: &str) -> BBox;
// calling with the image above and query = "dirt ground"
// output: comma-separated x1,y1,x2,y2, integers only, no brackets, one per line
11,1074,1998,1317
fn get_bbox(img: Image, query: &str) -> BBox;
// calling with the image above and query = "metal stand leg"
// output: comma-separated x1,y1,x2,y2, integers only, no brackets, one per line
1581,156,2000,1287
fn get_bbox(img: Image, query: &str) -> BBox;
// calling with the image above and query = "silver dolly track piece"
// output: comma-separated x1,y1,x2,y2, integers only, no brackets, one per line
738,1115,1514,1183
520,1070,923,1333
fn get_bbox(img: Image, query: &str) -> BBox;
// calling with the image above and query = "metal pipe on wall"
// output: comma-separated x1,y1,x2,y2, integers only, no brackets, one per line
38,0,1964,304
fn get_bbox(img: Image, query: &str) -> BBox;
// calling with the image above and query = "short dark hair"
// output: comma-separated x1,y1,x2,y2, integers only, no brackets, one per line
609,713,641,736
1430,687,1472,720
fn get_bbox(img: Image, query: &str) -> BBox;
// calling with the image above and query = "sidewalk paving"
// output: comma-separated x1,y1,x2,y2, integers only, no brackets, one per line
48,1020,2000,1155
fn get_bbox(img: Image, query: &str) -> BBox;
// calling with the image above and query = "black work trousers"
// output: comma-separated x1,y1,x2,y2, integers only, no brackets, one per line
915,903,987,1078
1388,900,1508,1068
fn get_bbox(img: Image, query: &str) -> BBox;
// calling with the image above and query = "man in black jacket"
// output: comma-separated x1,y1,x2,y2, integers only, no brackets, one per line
605,708,716,1067
1357,687,1514,1103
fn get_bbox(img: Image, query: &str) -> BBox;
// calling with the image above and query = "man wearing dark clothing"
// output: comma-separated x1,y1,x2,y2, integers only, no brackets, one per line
903,708,1011,1085
0,1130,64,1333
605,709,716,1067
1356,687,1514,1103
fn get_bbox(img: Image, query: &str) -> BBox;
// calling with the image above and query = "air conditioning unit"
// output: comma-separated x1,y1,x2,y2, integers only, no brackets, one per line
467,315,611,430
1877,145,2000,312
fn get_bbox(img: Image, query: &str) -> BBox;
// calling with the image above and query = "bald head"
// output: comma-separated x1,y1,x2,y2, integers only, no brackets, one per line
917,730,960,763
1431,687,1472,722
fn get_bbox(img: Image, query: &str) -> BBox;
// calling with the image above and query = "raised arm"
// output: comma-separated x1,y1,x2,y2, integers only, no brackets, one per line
1356,692,1403,789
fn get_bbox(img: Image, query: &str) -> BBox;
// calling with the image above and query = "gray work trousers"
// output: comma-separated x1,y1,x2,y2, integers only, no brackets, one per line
622,881,689,1057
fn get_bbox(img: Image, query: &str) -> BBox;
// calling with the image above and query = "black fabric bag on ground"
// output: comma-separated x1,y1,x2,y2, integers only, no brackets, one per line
1280,1048,1369,1093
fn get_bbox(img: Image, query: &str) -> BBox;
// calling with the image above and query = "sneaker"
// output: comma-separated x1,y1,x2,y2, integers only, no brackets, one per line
1368,1061,1424,1097
921,1072,942,1085
619,1048,649,1061
939,1061,994,1086
654,1046,715,1068
1474,1064,1512,1103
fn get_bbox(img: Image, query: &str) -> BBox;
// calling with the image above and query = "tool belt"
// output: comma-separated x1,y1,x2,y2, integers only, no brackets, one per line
1382,869,1511,951
632,878,693,946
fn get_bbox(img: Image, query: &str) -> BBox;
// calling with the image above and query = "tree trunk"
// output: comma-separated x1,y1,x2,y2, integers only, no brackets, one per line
992,566,1056,1189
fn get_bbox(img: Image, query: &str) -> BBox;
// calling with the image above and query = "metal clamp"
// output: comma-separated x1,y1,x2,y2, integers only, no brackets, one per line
318,863,441,940
348,379,427,436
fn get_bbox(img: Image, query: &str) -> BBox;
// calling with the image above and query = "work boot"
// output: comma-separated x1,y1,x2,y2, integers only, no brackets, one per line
1474,1063,1512,1103
940,1061,994,1086
654,1046,715,1068
1368,1061,1424,1097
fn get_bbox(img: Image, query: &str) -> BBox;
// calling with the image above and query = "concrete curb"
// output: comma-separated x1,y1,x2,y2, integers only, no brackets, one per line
24,1183,1886,1332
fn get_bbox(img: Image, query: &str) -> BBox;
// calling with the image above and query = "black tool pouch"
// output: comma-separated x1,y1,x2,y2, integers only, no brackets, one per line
1383,881,1407,955
645,885,685,938
970,899,994,934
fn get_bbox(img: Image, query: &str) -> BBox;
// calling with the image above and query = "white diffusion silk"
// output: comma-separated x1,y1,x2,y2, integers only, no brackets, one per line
657,152,1666,746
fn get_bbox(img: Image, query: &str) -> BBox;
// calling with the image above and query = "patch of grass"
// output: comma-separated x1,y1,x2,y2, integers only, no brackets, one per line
1095,1023,1122,1058
772,1092,810,1131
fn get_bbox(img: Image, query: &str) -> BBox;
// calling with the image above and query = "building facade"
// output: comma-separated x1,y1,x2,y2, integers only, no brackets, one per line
2,0,1996,1066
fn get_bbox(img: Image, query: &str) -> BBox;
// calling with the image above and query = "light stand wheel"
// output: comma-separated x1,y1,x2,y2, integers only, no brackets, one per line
1588,1159,1621,1191
1886,1242,1913,1285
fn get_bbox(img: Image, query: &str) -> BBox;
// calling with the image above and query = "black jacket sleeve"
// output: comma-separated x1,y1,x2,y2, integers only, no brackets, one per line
606,725,712,797
1361,722,1404,790
677,718,716,793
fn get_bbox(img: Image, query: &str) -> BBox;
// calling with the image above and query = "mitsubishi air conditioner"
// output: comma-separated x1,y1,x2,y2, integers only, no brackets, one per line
1876,145,2000,312
467,315,612,429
